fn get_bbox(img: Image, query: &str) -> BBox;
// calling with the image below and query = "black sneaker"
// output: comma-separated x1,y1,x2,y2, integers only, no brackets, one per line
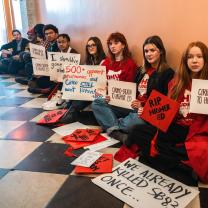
58,110,78,124
109,130,128,143
15,77,29,85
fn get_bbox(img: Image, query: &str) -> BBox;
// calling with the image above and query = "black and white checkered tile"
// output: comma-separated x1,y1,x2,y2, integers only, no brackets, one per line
0,75,207,208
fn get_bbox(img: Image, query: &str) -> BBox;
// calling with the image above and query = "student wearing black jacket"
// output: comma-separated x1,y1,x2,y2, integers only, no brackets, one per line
0,29,29,74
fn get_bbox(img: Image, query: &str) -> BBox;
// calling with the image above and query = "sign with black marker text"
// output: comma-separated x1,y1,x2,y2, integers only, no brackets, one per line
108,80,136,109
29,43,46,59
32,58,49,76
190,79,208,115
92,158,199,208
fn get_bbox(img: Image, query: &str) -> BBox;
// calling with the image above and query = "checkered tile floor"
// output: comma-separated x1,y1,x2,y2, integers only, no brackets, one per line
0,74,207,208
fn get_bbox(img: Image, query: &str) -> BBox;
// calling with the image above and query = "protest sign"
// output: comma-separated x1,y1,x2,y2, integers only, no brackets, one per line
190,79,208,115
29,43,46,59
108,80,136,109
62,129,101,142
71,150,103,167
75,154,113,174
32,58,49,76
48,52,80,82
92,158,199,208
141,90,179,132
37,109,67,125
64,134,107,149
62,65,107,101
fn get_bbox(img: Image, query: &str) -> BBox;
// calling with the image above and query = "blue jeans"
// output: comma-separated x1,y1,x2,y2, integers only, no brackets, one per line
92,98,145,132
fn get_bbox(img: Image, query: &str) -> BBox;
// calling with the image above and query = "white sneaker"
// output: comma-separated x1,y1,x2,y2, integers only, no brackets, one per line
42,90,66,110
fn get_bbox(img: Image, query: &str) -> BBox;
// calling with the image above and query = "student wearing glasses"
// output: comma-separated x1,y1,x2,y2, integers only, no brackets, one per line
58,36,106,123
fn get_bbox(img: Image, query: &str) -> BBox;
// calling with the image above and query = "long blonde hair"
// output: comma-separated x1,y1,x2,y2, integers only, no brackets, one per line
171,41,208,100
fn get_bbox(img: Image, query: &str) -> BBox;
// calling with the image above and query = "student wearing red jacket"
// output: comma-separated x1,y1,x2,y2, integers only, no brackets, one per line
126,41,208,184
92,36,174,140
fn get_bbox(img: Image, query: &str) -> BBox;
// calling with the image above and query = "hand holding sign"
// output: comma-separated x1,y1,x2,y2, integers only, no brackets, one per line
141,90,179,132
108,80,136,109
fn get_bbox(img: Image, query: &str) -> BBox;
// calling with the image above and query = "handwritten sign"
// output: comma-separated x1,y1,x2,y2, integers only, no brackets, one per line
141,90,179,132
75,154,113,174
71,150,103,167
37,109,67,125
32,58,49,76
29,43,46,59
62,129,101,142
190,79,208,115
48,52,80,82
108,80,136,109
62,65,107,101
92,158,199,208
64,134,107,149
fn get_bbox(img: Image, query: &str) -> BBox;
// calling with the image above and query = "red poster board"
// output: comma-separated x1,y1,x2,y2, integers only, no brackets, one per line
62,129,101,142
63,134,107,149
140,90,179,132
37,109,67,125
74,154,113,173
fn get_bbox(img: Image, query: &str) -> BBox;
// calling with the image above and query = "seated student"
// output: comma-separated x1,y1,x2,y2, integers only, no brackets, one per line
126,41,208,183
59,33,137,124
42,33,79,110
58,36,107,123
27,24,59,94
15,24,49,85
0,29,29,74
92,35,174,141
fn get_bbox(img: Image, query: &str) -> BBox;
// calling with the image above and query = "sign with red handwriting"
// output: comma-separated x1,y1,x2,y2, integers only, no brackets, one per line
62,65,107,101
75,154,113,173
37,109,67,125
48,52,80,82
62,129,101,142
141,90,179,132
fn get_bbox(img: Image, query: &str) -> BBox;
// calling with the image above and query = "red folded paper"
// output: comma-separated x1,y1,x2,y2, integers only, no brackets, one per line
114,144,139,162
37,109,67,125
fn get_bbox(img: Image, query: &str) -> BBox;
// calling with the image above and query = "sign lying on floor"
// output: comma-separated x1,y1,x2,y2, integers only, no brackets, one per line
75,154,113,174
32,58,49,76
62,65,107,101
71,150,103,167
92,158,199,208
108,80,136,109
141,90,179,132
190,79,208,115
30,43,46,59
48,52,80,82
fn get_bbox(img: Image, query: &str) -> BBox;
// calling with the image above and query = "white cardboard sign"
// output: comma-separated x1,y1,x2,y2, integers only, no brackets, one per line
190,79,208,115
32,58,49,76
29,43,46,59
47,52,80,82
62,65,107,101
71,150,103,167
108,80,136,109
92,158,199,208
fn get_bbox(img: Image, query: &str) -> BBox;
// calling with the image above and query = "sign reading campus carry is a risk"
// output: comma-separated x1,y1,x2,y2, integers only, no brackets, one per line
92,158,199,208
32,58,49,76
48,52,80,82
141,90,179,132
62,65,107,101
190,79,208,115
108,80,136,109
29,43,46,59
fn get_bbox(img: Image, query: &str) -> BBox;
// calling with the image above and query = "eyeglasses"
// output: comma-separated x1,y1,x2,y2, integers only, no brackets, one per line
87,43,96,48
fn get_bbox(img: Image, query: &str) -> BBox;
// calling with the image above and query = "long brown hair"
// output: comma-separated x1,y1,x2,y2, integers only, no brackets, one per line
143,35,169,73
107,32,131,61
171,41,208,100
